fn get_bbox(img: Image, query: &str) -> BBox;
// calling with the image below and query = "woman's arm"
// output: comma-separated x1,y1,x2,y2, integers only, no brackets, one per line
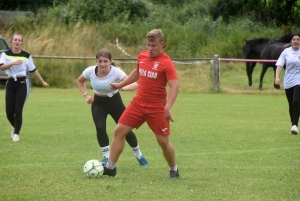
275,65,282,86
77,75,94,104
77,75,89,96
33,70,50,88
0,60,22,70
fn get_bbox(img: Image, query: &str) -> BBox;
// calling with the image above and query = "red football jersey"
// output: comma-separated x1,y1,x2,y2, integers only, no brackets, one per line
135,50,178,102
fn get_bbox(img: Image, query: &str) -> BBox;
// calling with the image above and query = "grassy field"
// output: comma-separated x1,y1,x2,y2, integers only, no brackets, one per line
0,87,299,201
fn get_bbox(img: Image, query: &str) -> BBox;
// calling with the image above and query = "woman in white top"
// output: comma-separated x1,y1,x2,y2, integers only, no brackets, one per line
77,48,148,166
0,34,49,142
275,33,300,134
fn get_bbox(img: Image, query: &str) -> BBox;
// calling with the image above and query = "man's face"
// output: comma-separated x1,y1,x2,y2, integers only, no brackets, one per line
146,39,164,58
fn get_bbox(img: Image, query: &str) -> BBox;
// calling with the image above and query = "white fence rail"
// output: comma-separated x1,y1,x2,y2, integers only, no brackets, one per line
31,54,279,92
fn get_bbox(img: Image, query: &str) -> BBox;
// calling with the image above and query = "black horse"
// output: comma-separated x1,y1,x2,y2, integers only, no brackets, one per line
243,34,293,89
243,38,270,88
260,42,291,88
273,33,294,43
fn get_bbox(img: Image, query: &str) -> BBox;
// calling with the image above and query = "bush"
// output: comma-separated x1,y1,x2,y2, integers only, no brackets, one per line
45,0,149,24
1,1,298,88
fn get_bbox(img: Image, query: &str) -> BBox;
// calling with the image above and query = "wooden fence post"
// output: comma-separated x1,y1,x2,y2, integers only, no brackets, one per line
213,54,220,92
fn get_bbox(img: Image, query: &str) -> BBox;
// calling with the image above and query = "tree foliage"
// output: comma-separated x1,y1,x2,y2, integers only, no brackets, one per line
210,0,300,26
1,0,300,28
150,0,190,7
51,0,149,24
0,0,67,12
267,0,300,26
0,0,149,23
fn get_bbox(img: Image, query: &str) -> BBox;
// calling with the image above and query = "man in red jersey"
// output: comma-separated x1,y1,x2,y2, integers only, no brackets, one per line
105,29,179,178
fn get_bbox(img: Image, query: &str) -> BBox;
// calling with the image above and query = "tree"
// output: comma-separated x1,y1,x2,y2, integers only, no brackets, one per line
267,0,300,27
0,0,68,12
211,0,265,23
210,0,300,27
150,0,189,7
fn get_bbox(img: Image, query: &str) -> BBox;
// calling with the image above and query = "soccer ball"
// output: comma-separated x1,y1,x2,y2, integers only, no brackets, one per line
83,159,104,178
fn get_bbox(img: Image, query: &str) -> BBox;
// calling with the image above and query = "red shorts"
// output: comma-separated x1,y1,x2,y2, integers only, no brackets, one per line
119,98,170,135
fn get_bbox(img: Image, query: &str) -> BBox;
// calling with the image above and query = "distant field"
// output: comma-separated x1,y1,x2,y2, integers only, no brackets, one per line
0,88,299,201
98,60,284,93
0,57,283,93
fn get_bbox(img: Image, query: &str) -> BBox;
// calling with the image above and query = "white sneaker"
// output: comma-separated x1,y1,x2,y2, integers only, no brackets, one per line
290,125,299,135
11,127,15,138
12,134,20,142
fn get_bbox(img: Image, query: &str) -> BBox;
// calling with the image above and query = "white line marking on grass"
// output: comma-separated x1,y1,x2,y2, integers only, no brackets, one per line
178,147,300,156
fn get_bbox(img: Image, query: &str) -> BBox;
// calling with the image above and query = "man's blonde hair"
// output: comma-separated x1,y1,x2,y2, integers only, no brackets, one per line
146,29,164,42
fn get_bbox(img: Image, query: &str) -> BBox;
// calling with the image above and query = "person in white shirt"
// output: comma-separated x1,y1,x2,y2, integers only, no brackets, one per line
0,34,50,142
275,33,300,134
77,48,148,166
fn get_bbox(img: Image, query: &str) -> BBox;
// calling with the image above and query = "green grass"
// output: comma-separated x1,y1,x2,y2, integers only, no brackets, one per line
0,88,299,201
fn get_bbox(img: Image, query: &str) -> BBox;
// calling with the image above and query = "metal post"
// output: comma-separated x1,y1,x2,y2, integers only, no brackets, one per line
213,54,220,92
